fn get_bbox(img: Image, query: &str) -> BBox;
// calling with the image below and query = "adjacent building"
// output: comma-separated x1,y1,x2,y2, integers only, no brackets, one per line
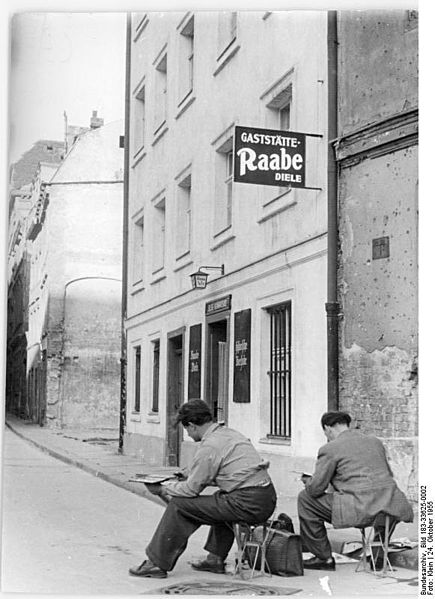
7,114,124,430
335,10,418,499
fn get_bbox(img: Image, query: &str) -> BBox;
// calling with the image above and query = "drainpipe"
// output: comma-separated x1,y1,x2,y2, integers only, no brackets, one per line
119,13,131,453
325,10,339,411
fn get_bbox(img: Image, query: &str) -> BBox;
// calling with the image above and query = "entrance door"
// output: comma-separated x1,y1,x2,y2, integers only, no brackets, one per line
207,320,229,423
166,333,184,466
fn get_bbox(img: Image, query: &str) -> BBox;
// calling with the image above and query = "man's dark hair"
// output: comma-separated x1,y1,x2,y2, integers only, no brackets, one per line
321,411,352,428
174,399,213,428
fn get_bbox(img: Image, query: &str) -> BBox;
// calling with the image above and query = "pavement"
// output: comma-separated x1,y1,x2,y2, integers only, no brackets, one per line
3,414,420,596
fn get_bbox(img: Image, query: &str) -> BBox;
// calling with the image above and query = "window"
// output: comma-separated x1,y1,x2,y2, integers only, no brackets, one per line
217,12,237,58
151,340,160,413
134,345,142,413
152,197,166,273
267,302,291,438
132,215,144,284
214,139,233,234
133,85,145,154
176,174,192,257
267,84,292,131
179,16,194,102
154,54,167,134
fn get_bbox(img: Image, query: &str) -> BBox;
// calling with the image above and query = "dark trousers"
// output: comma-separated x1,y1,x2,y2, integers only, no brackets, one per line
297,489,333,561
146,484,276,571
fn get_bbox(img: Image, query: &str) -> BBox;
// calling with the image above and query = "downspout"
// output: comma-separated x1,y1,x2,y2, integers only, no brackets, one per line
119,12,131,453
325,10,339,411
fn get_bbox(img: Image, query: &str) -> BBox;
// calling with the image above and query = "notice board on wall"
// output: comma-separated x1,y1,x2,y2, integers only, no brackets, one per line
233,309,251,403
188,324,202,399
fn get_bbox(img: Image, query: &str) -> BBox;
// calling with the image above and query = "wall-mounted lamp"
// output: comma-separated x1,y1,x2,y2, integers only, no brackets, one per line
190,265,225,289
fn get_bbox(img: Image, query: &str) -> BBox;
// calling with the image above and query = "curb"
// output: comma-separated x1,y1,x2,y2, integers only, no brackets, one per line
5,421,164,509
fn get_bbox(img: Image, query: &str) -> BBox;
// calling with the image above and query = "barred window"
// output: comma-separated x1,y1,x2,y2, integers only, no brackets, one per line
151,340,160,413
134,346,142,413
267,302,291,438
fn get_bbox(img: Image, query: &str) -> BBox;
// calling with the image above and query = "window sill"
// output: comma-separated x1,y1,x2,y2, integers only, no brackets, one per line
130,412,141,422
176,93,196,120
133,15,149,41
130,282,145,296
257,197,297,224
146,413,160,424
259,436,291,446
213,43,241,77
152,124,168,146
132,147,146,168
210,229,235,251
150,270,166,285
174,253,193,272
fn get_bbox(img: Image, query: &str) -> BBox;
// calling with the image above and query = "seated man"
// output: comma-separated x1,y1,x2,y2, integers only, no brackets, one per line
129,399,276,578
298,411,414,571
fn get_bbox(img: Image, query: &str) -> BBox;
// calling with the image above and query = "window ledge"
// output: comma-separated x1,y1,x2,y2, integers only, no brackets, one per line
259,436,291,446
130,412,141,422
150,271,166,285
213,44,241,77
132,147,147,168
146,413,160,424
130,283,145,296
152,124,168,146
210,231,235,251
176,94,196,120
257,198,297,224
174,254,193,272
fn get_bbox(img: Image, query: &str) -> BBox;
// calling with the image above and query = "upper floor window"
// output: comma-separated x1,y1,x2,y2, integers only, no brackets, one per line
176,173,192,257
132,214,144,284
154,53,167,135
152,196,166,273
178,15,194,103
214,139,233,235
133,84,145,154
217,12,237,59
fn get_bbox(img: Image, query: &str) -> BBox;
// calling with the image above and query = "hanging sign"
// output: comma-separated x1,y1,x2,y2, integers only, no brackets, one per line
234,125,307,188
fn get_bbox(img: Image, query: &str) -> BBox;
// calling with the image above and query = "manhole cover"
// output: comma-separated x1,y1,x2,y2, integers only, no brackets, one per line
147,580,301,595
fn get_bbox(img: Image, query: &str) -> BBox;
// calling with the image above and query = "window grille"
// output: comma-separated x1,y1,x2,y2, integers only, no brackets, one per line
267,302,291,438
152,340,160,413
134,346,141,412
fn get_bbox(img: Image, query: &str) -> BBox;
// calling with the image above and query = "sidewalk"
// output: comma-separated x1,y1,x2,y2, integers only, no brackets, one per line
4,415,418,580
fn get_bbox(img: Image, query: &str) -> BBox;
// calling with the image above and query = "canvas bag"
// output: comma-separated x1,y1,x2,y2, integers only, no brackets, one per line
247,527,304,577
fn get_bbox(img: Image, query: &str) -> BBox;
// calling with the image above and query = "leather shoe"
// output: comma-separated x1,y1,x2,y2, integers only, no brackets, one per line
129,559,167,578
303,556,336,571
191,557,226,574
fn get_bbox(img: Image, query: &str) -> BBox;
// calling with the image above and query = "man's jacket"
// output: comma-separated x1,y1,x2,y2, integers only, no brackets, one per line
305,429,414,528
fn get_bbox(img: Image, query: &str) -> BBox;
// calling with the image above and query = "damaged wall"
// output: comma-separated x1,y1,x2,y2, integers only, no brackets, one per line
336,10,418,501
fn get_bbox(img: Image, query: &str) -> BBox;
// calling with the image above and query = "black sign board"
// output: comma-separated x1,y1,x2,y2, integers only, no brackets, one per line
234,125,306,188
188,324,202,399
205,295,232,316
233,309,251,403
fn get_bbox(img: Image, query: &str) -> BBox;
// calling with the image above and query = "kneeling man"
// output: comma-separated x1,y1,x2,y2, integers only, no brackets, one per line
129,399,276,578
298,411,413,571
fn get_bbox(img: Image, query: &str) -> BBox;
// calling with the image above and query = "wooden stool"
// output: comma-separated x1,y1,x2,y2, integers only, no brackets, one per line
356,513,397,577
232,520,273,578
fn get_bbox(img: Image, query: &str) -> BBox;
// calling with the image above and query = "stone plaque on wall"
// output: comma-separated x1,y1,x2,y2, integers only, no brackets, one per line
188,324,202,399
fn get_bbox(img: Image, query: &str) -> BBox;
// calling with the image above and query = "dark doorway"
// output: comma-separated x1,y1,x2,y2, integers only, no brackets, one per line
207,319,229,423
166,332,184,466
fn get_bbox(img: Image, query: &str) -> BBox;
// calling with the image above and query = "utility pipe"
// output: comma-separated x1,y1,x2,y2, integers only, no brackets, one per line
119,13,131,452
326,10,340,411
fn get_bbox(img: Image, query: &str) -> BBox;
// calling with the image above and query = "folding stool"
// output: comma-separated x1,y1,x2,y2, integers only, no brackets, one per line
232,518,274,579
356,513,397,577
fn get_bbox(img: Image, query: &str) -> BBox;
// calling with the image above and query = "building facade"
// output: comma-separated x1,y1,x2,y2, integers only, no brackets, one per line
335,10,418,499
124,11,331,498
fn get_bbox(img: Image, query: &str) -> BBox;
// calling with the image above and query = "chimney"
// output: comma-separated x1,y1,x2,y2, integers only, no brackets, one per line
90,110,104,129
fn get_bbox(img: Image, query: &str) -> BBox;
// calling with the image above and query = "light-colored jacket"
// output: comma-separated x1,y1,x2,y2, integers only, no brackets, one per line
305,429,414,528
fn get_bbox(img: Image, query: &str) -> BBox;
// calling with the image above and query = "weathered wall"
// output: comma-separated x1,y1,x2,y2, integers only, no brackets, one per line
337,10,418,134
337,11,418,500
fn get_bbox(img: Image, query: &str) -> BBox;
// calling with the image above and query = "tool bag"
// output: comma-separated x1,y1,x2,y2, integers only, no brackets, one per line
247,526,304,577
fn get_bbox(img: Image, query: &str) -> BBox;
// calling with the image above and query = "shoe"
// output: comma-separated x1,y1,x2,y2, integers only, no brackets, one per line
129,559,167,578
191,557,226,574
303,556,336,571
